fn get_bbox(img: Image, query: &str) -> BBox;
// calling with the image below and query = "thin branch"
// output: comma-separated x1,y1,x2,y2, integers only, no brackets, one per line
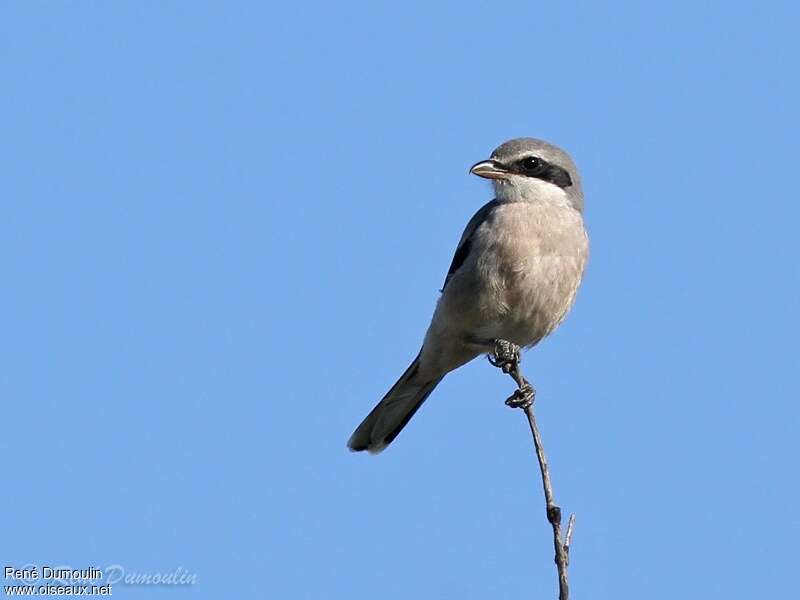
564,514,576,563
521,401,570,600
489,340,575,600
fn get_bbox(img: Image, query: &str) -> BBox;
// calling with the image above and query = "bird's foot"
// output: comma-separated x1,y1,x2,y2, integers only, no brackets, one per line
488,339,536,409
505,382,536,409
487,339,521,374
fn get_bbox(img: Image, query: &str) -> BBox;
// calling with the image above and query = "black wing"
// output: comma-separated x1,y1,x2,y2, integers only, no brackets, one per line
442,200,499,290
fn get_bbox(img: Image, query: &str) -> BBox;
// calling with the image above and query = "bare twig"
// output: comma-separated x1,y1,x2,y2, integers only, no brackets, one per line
564,514,576,563
522,402,572,599
489,340,575,600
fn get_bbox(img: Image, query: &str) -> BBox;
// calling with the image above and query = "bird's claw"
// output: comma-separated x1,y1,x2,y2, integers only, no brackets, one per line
487,339,521,374
488,339,535,409
505,383,535,409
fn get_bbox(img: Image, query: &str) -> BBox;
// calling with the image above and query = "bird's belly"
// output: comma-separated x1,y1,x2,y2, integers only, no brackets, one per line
498,255,584,345
427,202,588,365
474,235,587,347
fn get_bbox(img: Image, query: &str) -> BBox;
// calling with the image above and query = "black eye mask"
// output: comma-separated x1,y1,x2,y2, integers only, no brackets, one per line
511,156,573,189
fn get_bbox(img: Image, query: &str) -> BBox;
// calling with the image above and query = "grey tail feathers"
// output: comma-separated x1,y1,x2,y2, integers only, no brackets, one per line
348,355,443,454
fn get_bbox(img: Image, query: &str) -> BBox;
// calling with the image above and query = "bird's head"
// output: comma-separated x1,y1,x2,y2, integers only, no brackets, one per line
470,138,583,212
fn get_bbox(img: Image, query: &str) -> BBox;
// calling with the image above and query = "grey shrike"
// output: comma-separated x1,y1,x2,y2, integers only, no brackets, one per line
348,138,588,454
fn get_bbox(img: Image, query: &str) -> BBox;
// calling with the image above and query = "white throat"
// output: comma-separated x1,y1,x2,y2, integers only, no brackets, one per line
493,175,571,207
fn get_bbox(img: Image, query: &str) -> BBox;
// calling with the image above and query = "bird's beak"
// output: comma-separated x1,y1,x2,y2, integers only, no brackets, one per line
469,159,509,180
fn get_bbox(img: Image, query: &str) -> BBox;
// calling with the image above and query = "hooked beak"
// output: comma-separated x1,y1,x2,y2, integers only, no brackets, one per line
469,159,509,180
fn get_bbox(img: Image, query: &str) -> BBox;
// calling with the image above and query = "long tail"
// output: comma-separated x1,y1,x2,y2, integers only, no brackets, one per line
348,355,443,454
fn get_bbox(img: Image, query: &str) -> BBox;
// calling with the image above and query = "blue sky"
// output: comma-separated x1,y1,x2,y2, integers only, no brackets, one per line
2,1,798,598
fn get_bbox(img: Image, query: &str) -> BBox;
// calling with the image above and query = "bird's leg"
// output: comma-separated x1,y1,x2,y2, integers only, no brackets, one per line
487,338,519,371
488,339,536,409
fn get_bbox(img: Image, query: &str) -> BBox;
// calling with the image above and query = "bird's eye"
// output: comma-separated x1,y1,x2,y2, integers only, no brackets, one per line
520,156,544,173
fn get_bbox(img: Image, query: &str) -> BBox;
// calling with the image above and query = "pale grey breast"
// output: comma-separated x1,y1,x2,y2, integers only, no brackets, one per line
472,201,588,346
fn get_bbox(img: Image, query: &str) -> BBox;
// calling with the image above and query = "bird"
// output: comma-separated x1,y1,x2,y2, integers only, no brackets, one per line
348,138,588,454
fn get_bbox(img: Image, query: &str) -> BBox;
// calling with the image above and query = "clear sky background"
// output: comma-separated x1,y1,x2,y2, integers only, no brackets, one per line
2,1,798,598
